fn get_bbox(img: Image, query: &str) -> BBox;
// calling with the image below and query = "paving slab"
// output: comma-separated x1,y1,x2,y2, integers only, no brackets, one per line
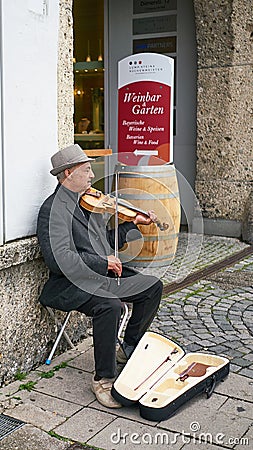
234,424,252,449
54,407,116,443
67,445,95,450
157,393,252,449
35,336,94,374
0,380,25,398
34,366,95,406
214,372,253,401
6,401,66,431
88,401,159,426
0,424,70,450
156,392,227,429
87,416,184,450
67,347,95,373
240,367,253,378
218,397,253,420
36,349,87,374
181,443,226,449
16,389,82,418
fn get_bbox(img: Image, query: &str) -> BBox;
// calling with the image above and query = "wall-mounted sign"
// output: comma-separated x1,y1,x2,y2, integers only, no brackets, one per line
133,0,177,14
133,36,176,54
133,15,177,35
118,53,174,164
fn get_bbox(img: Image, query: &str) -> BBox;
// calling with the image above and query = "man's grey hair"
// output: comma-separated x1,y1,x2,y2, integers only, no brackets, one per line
56,171,66,181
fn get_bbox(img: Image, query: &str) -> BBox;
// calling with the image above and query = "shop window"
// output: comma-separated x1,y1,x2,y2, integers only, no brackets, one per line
73,0,104,150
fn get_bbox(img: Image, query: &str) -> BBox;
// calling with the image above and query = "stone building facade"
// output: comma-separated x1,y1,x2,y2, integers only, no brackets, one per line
0,0,252,385
193,0,253,237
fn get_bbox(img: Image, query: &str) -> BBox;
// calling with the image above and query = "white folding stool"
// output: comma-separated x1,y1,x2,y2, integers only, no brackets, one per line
45,303,129,365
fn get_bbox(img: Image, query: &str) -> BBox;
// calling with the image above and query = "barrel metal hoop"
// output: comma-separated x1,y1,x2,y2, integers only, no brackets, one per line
117,164,175,174
119,192,179,200
134,253,175,261
143,234,178,242
126,254,175,267
119,172,176,179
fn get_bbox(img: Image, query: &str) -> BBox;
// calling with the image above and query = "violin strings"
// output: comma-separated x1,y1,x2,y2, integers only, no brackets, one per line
115,170,120,286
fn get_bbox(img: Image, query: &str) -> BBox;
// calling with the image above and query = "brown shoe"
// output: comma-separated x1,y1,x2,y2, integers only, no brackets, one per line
116,345,128,364
91,376,122,408
116,343,135,364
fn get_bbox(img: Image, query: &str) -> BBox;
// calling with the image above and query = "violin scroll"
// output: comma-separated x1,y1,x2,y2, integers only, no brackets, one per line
155,220,169,231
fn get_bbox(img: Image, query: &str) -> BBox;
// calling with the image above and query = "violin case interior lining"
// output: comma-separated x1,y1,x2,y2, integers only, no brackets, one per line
112,332,230,421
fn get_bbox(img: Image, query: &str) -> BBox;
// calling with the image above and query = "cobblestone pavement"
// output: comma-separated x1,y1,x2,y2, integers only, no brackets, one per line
142,233,248,284
149,236,253,379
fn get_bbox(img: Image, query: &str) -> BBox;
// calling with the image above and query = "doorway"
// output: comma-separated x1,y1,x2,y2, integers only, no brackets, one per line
106,0,197,225
73,0,197,225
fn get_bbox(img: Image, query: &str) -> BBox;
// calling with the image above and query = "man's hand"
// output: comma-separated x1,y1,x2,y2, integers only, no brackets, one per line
133,210,157,226
107,255,122,277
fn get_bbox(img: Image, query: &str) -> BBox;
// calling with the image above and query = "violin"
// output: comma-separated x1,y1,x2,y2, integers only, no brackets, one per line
177,362,211,382
80,187,169,231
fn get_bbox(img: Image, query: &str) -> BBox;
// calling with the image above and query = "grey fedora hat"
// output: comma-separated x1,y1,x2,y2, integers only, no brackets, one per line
50,144,94,175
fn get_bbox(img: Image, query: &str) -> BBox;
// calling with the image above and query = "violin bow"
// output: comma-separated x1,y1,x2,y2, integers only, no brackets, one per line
114,169,120,286
134,347,179,391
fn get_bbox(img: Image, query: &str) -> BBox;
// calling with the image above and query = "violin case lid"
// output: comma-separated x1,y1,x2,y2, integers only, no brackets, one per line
112,332,230,421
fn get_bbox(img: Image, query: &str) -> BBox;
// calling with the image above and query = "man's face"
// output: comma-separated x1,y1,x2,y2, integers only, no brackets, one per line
64,162,95,194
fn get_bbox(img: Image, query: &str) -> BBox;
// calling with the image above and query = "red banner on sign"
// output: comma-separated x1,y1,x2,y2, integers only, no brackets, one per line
118,80,171,163
117,53,174,165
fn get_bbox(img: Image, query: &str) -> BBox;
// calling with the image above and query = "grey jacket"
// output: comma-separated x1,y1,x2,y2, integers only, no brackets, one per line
37,184,140,311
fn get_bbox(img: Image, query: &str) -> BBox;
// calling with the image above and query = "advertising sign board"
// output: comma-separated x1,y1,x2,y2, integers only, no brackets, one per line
118,53,174,164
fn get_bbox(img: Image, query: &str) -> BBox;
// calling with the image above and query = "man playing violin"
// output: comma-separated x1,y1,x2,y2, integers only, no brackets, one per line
37,144,163,409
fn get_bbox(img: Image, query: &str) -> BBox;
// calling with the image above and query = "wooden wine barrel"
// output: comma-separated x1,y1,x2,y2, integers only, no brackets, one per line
117,164,181,267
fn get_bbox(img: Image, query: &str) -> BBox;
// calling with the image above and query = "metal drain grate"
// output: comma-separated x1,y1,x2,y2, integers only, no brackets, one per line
0,414,25,440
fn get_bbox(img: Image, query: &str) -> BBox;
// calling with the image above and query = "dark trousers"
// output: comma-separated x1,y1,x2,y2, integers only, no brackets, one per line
77,271,163,378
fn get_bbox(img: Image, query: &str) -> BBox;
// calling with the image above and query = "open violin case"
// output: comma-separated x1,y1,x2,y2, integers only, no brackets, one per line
112,332,230,421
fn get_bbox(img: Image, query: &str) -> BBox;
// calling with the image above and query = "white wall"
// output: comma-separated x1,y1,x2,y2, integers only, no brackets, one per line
0,1,3,245
1,0,59,242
